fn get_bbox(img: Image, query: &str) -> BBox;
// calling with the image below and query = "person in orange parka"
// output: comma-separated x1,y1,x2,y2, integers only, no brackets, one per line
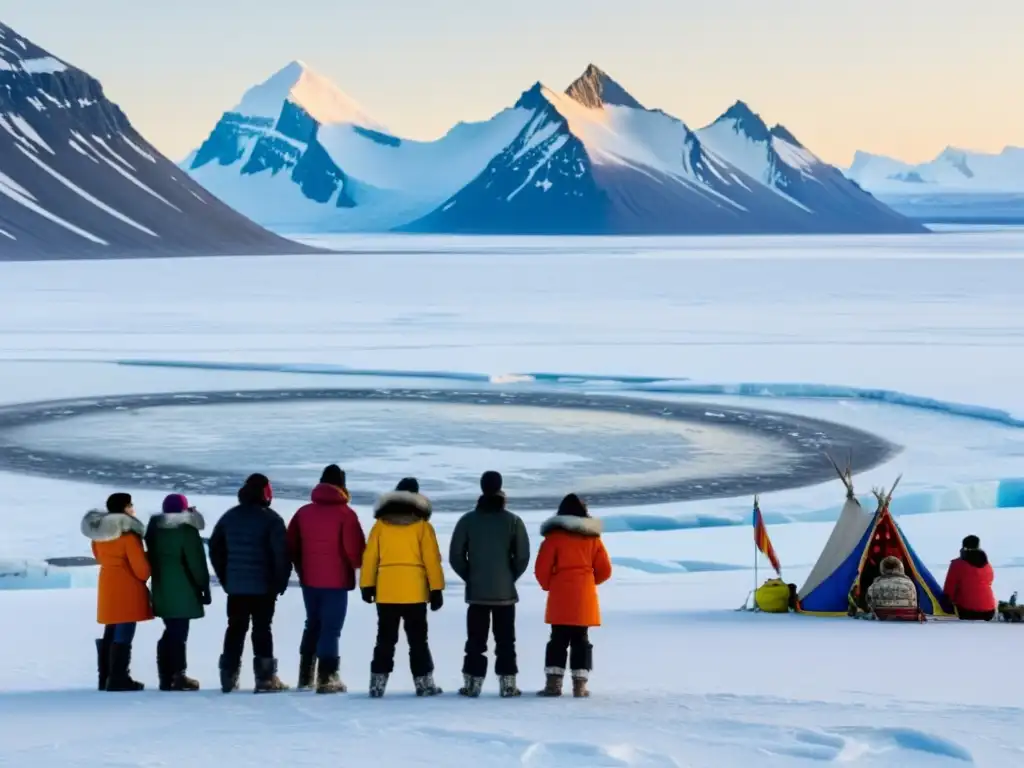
534,493,612,698
81,493,154,691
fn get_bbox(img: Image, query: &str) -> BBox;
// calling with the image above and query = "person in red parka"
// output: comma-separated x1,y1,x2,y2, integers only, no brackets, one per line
943,534,996,621
534,493,612,698
287,464,366,693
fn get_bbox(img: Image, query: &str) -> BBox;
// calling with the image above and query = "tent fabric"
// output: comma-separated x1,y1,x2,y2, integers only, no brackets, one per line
797,498,953,617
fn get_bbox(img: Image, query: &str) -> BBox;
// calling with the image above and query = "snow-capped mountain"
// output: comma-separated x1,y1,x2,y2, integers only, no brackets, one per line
847,146,1024,193
695,101,915,229
187,60,528,231
184,63,922,235
0,22,309,259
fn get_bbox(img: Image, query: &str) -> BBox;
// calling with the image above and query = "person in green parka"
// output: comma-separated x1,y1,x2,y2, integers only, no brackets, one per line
145,493,211,691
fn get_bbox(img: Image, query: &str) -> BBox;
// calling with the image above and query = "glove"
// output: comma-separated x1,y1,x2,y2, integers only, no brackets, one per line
201,588,212,606
429,590,443,612
361,586,376,604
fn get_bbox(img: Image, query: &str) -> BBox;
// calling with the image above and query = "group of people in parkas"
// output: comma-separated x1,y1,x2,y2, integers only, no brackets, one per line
81,466,612,698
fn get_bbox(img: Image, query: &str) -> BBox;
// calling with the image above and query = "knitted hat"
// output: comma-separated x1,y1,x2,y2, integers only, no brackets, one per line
962,534,981,550
106,492,133,515
238,473,273,507
320,464,347,489
162,493,189,514
396,477,419,494
557,493,588,518
480,470,503,496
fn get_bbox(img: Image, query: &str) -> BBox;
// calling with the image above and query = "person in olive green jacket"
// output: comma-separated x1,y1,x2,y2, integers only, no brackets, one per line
145,494,211,691
448,471,530,698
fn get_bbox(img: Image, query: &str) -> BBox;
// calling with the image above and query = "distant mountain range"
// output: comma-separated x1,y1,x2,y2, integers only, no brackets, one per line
845,147,1024,223
184,62,923,235
0,22,313,259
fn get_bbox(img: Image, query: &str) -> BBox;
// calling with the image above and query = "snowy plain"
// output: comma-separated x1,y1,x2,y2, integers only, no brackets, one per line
1,229,1023,766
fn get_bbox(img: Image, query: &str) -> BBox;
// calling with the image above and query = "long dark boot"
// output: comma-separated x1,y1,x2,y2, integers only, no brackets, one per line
315,656,346,694
96,637,111,691
297,653,317,691
219,654,240,694
156,638,172,691
106,643,144,692
253,657,289,693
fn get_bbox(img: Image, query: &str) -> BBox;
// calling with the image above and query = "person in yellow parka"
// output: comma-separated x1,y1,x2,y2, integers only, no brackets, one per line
361,477,445,698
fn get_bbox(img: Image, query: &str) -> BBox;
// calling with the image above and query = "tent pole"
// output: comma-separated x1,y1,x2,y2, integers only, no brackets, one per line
753,547,758,609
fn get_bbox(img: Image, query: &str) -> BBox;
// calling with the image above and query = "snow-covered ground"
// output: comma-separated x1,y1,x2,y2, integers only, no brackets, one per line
1,230,1023,765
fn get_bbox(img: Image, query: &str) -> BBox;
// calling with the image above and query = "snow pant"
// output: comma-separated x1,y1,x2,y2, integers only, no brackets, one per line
544,625,593,672
161,618,190,645
222,594,277,662
103,622,137,644
371,603,433,677
957,608,996,621
462,603,518,677
300,586,349,659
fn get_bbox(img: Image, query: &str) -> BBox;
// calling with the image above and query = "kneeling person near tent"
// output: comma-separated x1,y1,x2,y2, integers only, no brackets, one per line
866,556,920,621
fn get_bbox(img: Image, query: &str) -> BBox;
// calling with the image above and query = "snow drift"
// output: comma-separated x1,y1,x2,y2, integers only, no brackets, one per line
185,63,922,235
0,22,313,259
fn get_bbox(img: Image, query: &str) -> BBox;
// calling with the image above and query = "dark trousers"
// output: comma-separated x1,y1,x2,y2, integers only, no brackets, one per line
957,608,996,621
102,622,136,644
463,604,518,677
300,587,349,659
371,603,433,677
544,625,593,672
161,618,190,645
223,594,277,662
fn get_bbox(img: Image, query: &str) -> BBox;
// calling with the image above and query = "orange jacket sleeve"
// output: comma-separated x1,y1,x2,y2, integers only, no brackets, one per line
534,538,555,591
593,539,612,586
125,534,151,583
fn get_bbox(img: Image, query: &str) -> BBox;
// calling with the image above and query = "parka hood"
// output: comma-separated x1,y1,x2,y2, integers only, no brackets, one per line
81,509,145,542
310,483,351,506
374,490,432,524
960,548,990,568
879,555,906,577
147,509,205,531
540,514,603,538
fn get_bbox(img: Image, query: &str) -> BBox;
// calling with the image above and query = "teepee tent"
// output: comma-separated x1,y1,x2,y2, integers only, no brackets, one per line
797,461,952,617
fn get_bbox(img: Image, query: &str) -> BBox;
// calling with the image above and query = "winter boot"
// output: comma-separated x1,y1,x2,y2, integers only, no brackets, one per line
369,672,389,698
253,657,289,693
95,637,111,691
167,642,199,691
219,654,240,694
106,643,144,692
297,653,317,691
571,671,590,698
414,672,443,697
315,657,346,694
499,674,522,697
458,673,484,698
537,669,564,697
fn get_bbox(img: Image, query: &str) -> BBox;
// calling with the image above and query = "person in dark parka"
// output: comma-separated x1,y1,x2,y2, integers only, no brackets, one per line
145,493,211,691
209,473,292,693
448,470,530,698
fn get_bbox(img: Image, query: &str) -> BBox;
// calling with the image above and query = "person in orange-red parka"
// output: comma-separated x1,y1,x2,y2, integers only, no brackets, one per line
81,493,154,691
534,493,611,698
943,534,997,621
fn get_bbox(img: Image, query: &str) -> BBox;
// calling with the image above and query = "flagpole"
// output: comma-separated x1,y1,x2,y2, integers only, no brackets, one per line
752,496,759,610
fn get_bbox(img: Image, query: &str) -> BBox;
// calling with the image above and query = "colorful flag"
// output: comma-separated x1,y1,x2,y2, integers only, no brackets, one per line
753,497,781,574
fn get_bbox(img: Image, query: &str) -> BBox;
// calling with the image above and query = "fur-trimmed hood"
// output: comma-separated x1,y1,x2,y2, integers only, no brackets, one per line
374,490,432,524
960,548,989,568
540,514,602,538
81,509,145,541
879,556,906,577
147,509,205,532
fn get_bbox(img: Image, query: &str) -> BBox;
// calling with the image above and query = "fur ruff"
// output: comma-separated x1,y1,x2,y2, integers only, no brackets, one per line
81,509,145,541
374,490,432,523
540,514,602,537
149,509,205,531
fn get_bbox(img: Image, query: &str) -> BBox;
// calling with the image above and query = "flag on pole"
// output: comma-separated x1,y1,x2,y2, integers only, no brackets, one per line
753,497,781,574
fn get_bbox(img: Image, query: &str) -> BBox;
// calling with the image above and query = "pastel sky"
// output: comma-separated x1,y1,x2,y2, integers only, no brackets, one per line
5,0,1021,166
